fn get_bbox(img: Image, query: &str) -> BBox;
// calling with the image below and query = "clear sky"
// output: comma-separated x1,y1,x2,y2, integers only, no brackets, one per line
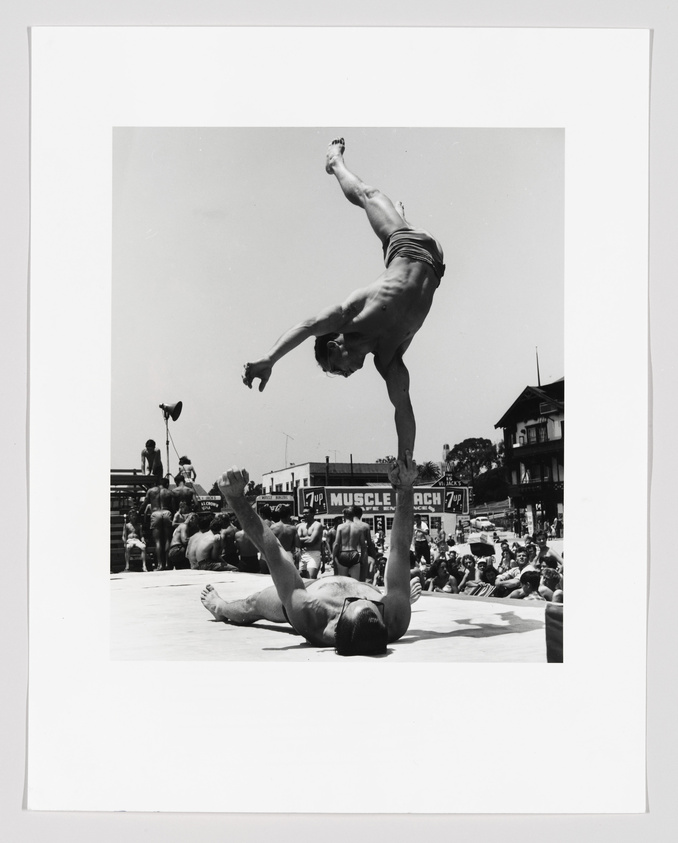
112,127,563,486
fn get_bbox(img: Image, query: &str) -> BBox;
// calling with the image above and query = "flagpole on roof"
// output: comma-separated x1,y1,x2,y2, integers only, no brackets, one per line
535,347,541,387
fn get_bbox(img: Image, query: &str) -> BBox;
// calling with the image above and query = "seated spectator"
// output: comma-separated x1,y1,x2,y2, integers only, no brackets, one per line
494,548,535,596
498,547,515,574
509,569,546,601
462,556,499,594
425,558,451,592
168,512,199,570
187,514,240,572
218,513,240,570
477,557,499,585
539,566,562,601
446,554,473,593
535,530,563,570
172,500,190,526
122,509,147,572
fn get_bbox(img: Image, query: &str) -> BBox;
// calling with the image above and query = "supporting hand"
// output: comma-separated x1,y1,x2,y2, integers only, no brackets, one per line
217,467,250,499
387,450,418,489
242,359,273,392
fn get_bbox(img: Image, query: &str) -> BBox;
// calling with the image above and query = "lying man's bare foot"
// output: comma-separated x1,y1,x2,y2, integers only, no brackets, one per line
410,578,422,604
201,583,227,620
325,137,345,173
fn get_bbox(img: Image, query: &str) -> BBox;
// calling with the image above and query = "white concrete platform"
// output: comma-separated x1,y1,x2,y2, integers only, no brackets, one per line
110,569,549,662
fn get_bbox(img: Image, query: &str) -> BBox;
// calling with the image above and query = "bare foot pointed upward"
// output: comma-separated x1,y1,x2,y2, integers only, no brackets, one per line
201,583,226,620
325,137,345,173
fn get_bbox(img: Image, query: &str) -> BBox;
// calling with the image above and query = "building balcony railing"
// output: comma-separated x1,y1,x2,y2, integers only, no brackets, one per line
507,440,563,460
508,480,564,497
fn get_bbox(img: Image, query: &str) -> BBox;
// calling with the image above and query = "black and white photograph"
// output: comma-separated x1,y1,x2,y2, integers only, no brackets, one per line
110,127,565,662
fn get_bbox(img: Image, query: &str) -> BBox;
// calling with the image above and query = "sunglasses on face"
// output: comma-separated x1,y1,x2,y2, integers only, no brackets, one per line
338,596,386,621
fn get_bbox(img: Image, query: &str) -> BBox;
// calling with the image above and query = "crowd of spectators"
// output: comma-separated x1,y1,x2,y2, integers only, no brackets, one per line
409,529,564,603
120,478,563,604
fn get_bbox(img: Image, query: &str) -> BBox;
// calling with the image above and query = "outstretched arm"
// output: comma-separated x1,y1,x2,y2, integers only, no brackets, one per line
242,303,349,392
378,356,415,460
217,468,306,604
382,453,417,639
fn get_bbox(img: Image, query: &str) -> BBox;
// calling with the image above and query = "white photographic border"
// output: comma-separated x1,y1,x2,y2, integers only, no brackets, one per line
28,26,648,813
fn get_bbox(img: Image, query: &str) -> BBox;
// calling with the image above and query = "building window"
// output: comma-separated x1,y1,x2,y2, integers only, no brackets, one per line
386,518,394,530
303,478,308,487
526,424,547,444
275,484,283,492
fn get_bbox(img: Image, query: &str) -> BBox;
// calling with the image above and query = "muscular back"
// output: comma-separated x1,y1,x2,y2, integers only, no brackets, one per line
271,521,299,553
144,486,176,513
335,520,366,553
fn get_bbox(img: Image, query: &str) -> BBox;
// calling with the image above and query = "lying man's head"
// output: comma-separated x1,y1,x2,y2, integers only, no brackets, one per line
334,597,388,657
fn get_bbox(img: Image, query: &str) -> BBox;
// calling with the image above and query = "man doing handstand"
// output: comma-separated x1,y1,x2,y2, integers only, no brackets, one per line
242,138,445,459
201,453,419,656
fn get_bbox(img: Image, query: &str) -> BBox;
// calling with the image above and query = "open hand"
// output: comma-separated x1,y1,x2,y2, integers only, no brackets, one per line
217,466,250,499
242,359,272,392
387,451,418,489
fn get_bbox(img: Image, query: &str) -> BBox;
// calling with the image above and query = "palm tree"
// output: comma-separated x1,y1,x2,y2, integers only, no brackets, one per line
416,460,442,484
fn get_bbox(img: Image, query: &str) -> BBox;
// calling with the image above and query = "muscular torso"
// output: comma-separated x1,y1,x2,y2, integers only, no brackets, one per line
343,260,439,367
271,521,298,553
298,519,322,552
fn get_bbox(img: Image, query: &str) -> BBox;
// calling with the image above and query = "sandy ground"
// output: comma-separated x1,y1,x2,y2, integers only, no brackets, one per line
110,569,550,662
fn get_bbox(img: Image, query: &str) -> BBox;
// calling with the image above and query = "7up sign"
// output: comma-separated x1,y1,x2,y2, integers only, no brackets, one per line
444,487,470,515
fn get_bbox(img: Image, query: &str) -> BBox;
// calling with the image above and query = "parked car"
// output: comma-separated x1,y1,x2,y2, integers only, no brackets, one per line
470,516,495,530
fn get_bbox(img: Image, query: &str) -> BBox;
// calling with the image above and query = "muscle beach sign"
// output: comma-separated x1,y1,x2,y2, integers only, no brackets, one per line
297,486,469,516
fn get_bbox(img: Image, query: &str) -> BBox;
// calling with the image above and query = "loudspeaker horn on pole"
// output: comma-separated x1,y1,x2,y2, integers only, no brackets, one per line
159,401,183,422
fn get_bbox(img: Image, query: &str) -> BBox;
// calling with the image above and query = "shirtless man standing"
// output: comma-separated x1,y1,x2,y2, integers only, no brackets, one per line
140,477,176,571
243,138,445,459
333,507,367,580
350,505,377,582
260,504,300,575
270,505,300,556
200,454,418,656
297,506,323,579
